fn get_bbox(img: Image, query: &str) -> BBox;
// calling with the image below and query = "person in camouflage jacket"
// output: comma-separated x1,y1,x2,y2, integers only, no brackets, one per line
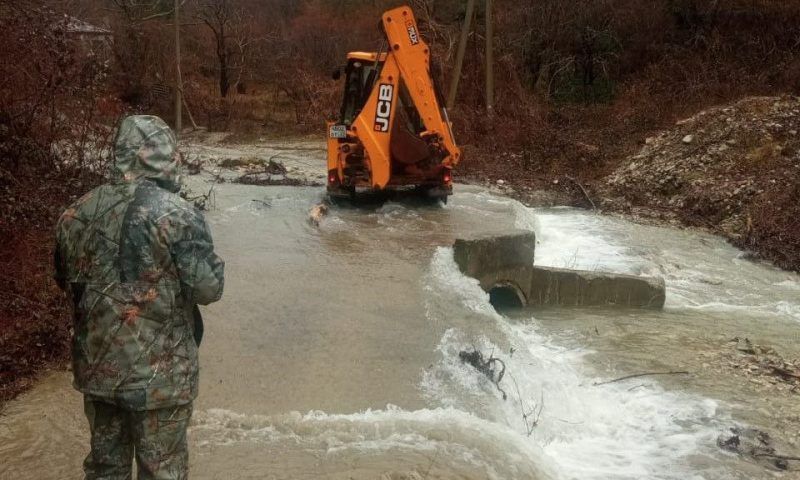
55,115,225,479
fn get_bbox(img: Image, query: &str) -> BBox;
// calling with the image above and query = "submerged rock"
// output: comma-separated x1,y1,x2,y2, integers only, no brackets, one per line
717,426,795,471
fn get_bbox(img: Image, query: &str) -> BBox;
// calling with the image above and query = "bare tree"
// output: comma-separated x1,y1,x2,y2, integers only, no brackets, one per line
109,0,177,22
197,0,251,97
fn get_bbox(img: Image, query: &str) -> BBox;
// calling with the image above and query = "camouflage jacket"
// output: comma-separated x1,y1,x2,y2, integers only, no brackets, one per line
55,115,224,410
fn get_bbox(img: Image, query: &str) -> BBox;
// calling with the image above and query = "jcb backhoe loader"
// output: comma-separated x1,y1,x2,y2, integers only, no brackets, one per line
326,5,461,202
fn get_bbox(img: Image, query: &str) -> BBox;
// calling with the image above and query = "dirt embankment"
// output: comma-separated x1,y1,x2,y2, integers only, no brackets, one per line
601,96,800,270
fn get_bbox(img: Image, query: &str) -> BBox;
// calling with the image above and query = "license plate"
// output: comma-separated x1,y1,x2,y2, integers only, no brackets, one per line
329,125,347,139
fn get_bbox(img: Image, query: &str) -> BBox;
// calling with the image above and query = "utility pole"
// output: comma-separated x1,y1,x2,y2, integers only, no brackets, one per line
447,0,476,110
485,0,494,116
174,0,182,137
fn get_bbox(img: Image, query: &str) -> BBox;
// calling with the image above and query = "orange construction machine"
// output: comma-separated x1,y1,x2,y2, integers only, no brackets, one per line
326,5,461,202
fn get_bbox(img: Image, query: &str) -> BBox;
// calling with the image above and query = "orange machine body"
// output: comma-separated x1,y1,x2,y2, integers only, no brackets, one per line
326,6,461,201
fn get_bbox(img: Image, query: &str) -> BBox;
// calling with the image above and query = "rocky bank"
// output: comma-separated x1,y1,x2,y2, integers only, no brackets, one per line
602,96,800,271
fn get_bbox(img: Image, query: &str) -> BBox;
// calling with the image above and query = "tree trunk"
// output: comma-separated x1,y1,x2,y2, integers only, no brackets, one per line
485,0,495,116
219,55,230,97
216,19,229,98
447,0,476,110
217,33,229,97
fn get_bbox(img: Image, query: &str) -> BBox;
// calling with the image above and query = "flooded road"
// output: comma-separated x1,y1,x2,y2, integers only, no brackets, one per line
1,140,799,479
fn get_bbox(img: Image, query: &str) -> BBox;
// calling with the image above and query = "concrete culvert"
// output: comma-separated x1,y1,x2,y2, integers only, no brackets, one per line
488,283,526,311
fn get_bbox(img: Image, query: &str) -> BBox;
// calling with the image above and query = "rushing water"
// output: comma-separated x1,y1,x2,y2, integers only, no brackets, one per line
1,171,799,479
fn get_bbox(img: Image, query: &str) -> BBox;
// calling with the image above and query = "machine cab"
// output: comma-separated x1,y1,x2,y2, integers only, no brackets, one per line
337,53,385,126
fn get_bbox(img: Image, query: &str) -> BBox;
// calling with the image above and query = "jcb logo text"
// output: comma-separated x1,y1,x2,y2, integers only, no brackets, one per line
374,84,394,132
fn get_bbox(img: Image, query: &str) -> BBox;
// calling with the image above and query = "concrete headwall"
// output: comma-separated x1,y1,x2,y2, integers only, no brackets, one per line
528,266,666,309
453,231,666,310
453,231,536,280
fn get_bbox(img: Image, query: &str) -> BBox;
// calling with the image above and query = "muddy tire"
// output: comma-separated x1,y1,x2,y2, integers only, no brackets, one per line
422,185,451,205
431,194,448,205
327,186,355,205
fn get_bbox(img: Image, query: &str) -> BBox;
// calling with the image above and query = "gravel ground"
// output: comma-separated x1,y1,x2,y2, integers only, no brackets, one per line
600,96,800,271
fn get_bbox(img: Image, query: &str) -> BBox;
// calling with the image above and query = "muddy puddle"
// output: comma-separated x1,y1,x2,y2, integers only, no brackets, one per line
1,140,798,479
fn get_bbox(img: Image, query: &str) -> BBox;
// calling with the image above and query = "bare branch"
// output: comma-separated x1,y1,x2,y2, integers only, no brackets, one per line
593,371,690,386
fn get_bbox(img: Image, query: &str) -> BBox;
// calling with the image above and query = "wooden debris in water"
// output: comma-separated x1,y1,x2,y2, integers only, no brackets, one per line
592,370,690,386
459,349,507,400
459,348,546,436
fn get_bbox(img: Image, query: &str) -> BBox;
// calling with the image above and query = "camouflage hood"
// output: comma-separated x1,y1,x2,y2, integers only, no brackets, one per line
113,115,181,192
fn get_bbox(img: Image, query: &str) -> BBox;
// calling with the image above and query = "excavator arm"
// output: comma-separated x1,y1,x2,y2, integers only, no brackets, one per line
351,5,461,189
381,7,460,165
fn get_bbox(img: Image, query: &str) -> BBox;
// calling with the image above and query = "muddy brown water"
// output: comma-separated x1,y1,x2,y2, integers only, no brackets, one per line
2,148,799,479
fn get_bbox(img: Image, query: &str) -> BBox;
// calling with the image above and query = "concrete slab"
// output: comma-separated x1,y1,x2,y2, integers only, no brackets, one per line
528,266,666,309
453,231,536,280
452,231,666,310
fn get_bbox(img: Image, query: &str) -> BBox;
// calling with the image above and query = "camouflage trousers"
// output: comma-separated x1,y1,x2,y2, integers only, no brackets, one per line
83,397,192,480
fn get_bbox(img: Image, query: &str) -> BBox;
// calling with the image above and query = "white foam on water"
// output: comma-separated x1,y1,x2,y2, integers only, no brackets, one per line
196,190,796,480
525,208,645,275
774,279,800,289
191,406,555,480
450,192,656,276
421,239,727,479
508,199,800,325
656,246,800,324
674,300,800,323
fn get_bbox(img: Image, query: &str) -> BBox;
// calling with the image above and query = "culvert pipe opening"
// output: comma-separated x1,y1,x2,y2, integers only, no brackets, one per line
488,284,525,312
